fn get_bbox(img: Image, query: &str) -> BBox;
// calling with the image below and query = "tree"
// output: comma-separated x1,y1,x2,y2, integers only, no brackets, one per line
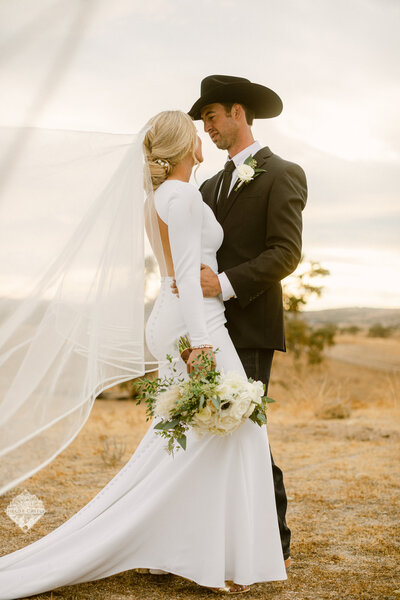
340,325,361,334
283,256,336,364
367,323,394,338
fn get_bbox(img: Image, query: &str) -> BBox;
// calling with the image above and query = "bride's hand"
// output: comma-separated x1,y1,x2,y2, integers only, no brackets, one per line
187,347,216,375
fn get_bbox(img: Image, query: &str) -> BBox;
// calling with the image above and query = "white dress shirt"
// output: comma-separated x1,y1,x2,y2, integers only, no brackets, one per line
217,140,262,301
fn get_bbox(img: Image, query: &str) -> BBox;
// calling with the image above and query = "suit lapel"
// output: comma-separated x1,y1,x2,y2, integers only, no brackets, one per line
217,146,272,225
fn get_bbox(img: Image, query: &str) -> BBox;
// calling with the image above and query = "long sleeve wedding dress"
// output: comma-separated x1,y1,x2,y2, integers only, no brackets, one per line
0,179,286,599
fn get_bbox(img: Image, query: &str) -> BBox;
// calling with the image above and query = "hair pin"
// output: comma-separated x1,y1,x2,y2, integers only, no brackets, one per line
155,159,169,169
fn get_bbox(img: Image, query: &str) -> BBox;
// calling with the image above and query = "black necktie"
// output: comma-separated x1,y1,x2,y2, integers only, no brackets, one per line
216,159,235,220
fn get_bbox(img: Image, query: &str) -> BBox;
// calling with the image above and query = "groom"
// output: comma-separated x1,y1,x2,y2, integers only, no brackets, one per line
173,75,307,565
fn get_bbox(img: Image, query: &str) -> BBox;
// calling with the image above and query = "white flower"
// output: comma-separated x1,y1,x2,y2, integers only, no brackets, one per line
244,401,256,418
233,155,266,192
230,394,251,420
191,371,265,438
220,371,247,390
153,384,181,419
194,402,213,424
249,380,265,404
214,415,239,435
236,163,254,182
242,380,265,417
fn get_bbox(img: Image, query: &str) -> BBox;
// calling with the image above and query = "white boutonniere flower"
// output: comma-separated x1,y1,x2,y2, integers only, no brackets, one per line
234,155,266,191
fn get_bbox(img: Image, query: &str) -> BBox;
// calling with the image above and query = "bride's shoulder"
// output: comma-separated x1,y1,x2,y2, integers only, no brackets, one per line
156,180,203,204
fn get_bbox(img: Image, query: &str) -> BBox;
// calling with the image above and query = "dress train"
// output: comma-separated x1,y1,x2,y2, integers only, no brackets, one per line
0,316,286,599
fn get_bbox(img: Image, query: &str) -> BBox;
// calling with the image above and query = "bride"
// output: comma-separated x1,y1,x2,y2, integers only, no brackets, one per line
0,110,287,597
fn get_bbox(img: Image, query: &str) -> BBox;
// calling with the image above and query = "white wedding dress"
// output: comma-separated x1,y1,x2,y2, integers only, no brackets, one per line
0,180,286,599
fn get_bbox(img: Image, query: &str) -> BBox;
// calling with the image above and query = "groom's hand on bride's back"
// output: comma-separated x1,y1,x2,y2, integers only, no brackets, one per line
170,264,221,298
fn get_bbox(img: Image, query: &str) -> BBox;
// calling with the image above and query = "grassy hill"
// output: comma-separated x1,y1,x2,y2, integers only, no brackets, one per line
302,306,400,328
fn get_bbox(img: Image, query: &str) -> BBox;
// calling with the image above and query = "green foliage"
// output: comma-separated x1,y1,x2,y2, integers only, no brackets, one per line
234,155,266,191
283,257,336,364
133,347,273,455
307,323,337,364
340,325,361,334
134,350,223,454
248,395,275,425
367,323,394,338
283,257,330,314
285,319,337,365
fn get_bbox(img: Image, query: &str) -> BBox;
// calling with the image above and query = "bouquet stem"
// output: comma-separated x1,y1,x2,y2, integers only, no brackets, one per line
178,334,192,363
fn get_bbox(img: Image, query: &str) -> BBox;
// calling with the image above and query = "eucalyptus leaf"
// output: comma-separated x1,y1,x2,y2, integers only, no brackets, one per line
211,395,220,410
177,435,187,450
257,411,267,424
154,419,179,430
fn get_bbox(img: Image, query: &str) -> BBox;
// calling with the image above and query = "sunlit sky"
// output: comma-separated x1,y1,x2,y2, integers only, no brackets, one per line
0,0,399,310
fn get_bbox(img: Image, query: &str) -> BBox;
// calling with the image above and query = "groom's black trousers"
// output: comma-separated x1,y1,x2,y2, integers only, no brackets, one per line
236,348,291,560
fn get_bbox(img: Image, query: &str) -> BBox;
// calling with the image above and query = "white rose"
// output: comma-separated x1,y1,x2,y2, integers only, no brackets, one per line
220,371,247,392
237,163,254,182
244,401,256,418
230,404,245,421
216,382,231,398
214,415,240,435
223,371,244,383
194,403,213,424
247,380,264,404
243,380,266,418
229,393,251,420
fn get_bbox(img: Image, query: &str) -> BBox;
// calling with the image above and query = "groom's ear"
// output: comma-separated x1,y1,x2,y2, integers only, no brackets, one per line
231,104,242,119
231,103,255,126
231,103,249,124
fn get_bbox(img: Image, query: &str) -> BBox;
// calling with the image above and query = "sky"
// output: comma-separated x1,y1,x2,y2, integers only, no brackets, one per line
0,0,399,310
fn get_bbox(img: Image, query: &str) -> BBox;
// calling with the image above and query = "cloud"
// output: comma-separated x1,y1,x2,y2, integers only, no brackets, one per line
0,0,398,308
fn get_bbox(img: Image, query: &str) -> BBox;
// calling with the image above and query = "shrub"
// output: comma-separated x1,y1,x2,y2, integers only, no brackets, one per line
367,323,393,338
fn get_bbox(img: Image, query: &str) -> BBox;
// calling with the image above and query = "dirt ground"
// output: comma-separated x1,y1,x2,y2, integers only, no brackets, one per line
1,337,399,600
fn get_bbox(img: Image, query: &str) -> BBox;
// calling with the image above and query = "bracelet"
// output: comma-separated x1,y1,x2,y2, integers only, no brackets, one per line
191,344,213,350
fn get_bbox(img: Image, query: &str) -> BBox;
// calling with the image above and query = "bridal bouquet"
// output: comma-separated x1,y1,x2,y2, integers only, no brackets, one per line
134,335,274,454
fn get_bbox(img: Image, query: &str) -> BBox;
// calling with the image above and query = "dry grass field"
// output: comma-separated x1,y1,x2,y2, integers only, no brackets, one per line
325,333,400,372
1,334,399,600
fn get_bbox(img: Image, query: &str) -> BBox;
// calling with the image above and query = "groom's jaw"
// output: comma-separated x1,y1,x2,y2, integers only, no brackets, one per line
211,134,228,150
201,103,233,150
205,128,228,150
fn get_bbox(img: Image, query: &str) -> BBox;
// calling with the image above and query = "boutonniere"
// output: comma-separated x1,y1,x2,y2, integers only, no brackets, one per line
234,155,266,191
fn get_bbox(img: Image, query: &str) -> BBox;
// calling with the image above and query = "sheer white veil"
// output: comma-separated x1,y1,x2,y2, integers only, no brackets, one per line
0,124,169,495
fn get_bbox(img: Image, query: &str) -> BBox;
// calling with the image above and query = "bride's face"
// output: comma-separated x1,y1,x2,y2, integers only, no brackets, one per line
194,135,203,163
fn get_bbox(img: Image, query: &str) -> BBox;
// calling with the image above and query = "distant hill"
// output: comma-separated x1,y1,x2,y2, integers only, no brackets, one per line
2,298,399,331
302,307,400,328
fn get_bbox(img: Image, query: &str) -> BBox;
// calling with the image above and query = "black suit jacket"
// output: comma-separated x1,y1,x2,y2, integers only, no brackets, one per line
199,146,307,351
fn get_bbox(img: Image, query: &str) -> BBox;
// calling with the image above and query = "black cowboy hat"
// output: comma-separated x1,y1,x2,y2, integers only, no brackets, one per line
188,74,283,120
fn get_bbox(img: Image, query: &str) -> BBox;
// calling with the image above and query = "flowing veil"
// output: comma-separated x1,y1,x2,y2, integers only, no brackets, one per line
0,124,169,496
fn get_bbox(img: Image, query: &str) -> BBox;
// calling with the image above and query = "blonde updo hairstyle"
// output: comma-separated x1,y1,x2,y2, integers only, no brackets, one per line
143,110,199,191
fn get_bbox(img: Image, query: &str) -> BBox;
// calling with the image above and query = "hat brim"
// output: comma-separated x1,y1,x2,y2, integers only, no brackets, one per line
188,82,283,120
